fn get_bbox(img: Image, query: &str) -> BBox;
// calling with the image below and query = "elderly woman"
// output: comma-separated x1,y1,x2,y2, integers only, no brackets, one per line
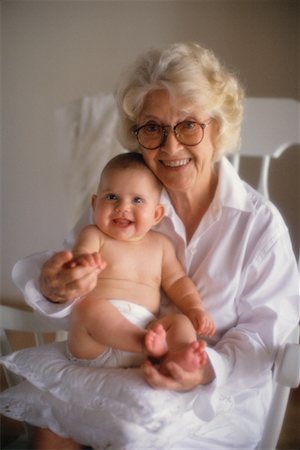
8,43,299,449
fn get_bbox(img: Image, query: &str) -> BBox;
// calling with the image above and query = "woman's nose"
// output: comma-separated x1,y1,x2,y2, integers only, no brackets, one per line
160,129,182,153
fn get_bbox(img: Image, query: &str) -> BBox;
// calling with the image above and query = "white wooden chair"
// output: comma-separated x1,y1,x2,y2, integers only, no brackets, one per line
258,325,300,450
0,304,66,388
231,97,300,449
232,97,300,200
0,304,66,449
230,97,300,270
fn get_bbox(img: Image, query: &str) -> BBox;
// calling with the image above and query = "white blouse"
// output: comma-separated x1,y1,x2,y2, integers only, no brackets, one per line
155,158,299,393
11,157,300,448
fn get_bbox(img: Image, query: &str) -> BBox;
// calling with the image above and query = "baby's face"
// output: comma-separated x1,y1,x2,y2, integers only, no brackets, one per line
92,167,164,241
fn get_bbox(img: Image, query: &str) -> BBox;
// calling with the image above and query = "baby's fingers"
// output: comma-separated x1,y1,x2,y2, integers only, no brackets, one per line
197,318,215,336
91,252,107,270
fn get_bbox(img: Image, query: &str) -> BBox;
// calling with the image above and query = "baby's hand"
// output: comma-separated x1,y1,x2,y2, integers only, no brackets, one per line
188,308,215,336
65,252,107,271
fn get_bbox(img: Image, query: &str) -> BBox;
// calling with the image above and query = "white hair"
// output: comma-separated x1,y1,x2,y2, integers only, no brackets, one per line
115,42,245,161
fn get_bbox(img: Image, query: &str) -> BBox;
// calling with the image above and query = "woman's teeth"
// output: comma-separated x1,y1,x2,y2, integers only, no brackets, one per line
162,159,190,167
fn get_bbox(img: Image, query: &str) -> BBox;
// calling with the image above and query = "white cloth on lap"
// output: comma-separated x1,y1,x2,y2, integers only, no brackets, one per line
0,339,269,449
0,341,221,449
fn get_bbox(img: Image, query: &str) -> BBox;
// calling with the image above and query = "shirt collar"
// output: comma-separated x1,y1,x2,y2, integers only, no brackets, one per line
160,156,253,223
159,188,186,238
216,157,253,213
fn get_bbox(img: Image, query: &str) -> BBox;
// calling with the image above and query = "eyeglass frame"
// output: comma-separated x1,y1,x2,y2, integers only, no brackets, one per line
132,119,212,150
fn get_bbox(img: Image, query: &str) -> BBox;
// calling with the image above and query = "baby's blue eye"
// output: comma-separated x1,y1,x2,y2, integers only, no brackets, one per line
105,193,118,201
133,197,144,204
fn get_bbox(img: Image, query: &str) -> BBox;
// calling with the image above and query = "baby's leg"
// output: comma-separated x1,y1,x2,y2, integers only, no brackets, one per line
147,314,207,374
68,296,147,360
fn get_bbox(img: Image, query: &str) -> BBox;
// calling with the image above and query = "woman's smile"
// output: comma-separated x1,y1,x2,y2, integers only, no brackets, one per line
159,158,192,168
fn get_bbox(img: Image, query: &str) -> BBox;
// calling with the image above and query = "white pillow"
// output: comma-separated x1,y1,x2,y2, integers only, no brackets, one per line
0,341,209,448
1,380,201,449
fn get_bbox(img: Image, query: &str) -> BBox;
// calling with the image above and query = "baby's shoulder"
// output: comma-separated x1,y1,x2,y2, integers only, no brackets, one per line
80,223,101,235
79,224,105,246
147,230,174,249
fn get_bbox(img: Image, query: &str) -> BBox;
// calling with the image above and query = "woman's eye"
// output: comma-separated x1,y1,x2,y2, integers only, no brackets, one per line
181,121,196,129
105,193,118,201
133,197,144,204
144,123,161,134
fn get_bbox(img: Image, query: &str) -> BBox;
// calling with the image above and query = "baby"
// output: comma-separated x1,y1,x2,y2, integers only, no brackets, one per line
67,152,215,375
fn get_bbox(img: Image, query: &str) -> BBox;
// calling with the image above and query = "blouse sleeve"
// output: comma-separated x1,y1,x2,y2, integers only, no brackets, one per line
12,252,75,326
206,223,299,392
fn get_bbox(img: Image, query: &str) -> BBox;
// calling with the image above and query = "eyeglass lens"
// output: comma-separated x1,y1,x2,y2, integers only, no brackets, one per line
135,121,205,150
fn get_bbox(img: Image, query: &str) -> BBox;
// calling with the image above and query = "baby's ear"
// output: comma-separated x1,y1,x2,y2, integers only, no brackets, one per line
154,204,165,224
91,194,97,211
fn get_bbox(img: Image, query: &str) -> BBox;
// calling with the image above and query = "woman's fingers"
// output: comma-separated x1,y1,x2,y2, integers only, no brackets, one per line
44,251,74,273
39,251,101,302
143,360,198,391
143,361,180,390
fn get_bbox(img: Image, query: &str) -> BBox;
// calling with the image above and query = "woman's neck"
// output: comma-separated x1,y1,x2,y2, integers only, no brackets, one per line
167,170,218,243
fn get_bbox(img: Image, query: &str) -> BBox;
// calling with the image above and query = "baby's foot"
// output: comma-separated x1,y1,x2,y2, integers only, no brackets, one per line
145,323,168,358
160,341,207,375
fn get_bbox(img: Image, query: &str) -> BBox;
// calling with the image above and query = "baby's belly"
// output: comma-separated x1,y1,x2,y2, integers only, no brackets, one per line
91,278,161,315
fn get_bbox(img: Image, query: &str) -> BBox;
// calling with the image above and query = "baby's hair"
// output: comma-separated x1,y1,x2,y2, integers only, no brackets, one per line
100,151,162,192
104,151,147,171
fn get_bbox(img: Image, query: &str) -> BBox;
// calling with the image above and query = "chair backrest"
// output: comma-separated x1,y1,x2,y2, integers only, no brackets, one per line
230,97,300,199
0,304,65,387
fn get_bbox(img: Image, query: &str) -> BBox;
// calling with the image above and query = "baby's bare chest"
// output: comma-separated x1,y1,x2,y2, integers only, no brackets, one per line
100,240,163,283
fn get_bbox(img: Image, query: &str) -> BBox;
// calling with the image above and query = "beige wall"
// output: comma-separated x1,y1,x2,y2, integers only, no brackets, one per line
1,0,299,300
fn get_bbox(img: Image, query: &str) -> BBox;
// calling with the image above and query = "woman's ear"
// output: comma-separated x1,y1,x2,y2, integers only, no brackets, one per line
154,204,165,225
210,118,220,154
91,194,97,212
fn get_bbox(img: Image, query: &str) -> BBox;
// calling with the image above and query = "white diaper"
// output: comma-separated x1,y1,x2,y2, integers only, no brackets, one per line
67,299,156,368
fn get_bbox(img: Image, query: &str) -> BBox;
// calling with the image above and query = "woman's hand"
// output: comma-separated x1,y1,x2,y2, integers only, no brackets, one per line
142,356,215,391
39,250,105,303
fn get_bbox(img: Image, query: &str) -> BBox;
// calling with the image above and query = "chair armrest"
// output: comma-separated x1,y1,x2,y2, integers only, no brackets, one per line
275,342,300,388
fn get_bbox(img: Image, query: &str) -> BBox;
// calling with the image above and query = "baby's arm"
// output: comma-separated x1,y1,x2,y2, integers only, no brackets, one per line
160,236,215,336
187,308,215,337
68,225,106,270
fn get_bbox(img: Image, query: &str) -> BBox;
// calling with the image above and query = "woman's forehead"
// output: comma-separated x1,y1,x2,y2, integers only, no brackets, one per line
139,89,202,121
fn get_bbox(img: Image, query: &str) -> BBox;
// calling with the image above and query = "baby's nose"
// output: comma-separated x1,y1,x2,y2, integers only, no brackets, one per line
115,200,130,212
